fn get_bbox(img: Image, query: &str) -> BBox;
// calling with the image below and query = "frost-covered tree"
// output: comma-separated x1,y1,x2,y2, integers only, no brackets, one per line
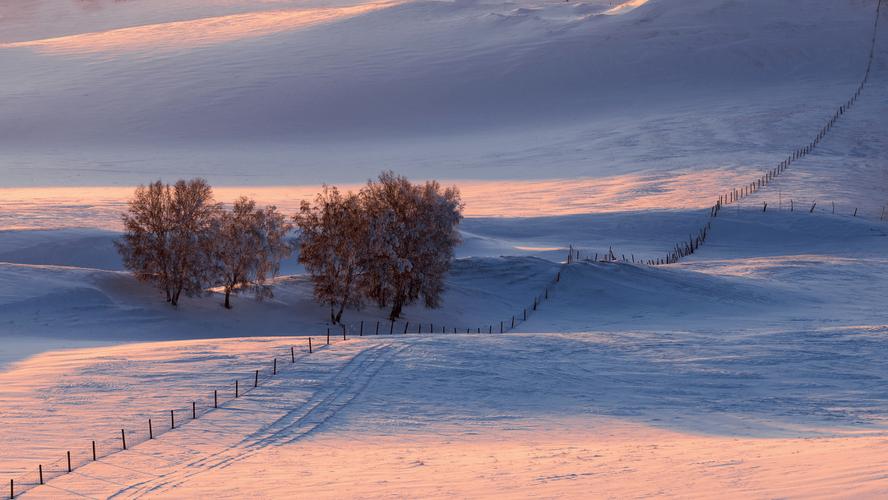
116,178,220,306
293,186,367,324
211,197,293,309
360,172,463,320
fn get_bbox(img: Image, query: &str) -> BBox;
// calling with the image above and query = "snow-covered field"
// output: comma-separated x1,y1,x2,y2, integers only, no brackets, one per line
2,205,886,497
2,0,888,497
4,332,888,499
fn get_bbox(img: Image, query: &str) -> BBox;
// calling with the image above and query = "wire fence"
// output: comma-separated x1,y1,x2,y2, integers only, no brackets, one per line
523,0,884,269
6,338,332,498
721,193,888,221
626,0,885,267
6,254,570,498
337,262,567,338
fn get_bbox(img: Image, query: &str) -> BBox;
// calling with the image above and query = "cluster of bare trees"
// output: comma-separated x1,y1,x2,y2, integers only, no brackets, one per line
116,179,292,308
117,173,463,320
294,171,463,323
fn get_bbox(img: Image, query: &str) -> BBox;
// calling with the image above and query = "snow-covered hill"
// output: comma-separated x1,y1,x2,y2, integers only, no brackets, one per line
1,0,886,188
2,208,886,365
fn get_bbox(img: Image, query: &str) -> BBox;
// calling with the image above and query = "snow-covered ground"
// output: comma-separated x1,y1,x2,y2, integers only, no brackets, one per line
2,205,887,497
3,326,888,497
2,0,888,497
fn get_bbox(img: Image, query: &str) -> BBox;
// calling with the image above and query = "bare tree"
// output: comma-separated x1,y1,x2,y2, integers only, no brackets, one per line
116,181,174,301
360,172,463,320
166,179,220,306
212,197,293,309
293,186,367,324
117,178,220,306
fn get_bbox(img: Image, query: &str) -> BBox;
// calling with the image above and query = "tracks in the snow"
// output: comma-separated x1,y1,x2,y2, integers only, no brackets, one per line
93,342,404,498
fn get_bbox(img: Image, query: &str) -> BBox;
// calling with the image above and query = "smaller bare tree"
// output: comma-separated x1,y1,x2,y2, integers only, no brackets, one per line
293,186,367,324
212,197,293,309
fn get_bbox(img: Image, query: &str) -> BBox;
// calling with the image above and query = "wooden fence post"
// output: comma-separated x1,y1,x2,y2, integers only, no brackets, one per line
92,441,96,461
360,320,363,336
67,451,71,473
192,401,196,419
291,347,295,363
149,418,153,439
39,465,43,485
273,358,277,375
236,379,239,398
309,338,313,353
9,479,12,499
121,429,127,450
214,390,218,409
171,409,175,429
254,370,259,388
327,328,330,345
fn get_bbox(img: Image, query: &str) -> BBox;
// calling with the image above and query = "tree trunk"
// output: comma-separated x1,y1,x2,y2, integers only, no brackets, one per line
334,304,344,324
388,300,403,321
224,288,232,309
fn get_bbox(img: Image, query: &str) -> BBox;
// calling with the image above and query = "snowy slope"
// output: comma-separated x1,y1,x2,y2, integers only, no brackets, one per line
0,0,885,188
